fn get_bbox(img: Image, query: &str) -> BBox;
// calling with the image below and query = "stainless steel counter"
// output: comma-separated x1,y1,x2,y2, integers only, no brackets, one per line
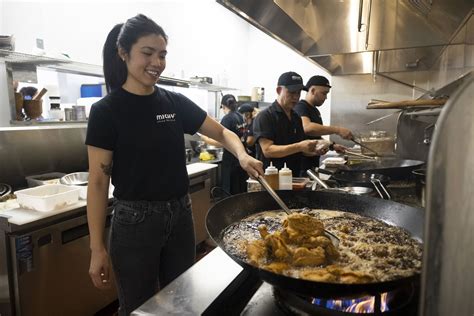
132,248,242,315
132,247,292,315
0,162,217,316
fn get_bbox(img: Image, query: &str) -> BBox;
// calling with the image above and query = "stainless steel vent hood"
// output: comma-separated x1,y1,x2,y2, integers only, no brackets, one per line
217,0,473,75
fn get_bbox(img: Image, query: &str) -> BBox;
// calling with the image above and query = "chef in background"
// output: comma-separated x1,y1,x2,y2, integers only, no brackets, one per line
238,103,258,157
294,75,352,170
252,71,327,176
200,94,248,194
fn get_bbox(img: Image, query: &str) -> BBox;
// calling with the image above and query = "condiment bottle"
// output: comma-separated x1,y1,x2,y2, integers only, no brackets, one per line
264,162,279,190
279,163,293,190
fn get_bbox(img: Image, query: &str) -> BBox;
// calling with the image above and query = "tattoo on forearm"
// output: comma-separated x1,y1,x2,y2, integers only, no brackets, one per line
100,162,113,176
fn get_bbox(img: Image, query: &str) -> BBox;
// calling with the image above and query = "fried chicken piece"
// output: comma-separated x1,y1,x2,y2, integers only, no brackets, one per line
258,224,269,238
264,262,290,274
246,240,266,265
284,213,325,236
293,246,326,266
299,268,338,282
339,271,375,284
264,233,292,261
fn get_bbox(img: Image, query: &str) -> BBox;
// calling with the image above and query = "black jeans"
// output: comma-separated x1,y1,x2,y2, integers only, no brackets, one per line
109,194,196,315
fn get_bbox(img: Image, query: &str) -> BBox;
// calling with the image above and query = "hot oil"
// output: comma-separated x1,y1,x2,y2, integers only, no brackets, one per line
222,209,423,283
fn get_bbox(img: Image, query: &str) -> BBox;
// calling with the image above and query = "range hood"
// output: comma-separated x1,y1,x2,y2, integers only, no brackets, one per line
217,0,473,75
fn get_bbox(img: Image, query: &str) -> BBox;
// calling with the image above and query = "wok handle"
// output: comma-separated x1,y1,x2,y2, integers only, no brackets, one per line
306,169,329,189
314,167,334,176
371,178,391,200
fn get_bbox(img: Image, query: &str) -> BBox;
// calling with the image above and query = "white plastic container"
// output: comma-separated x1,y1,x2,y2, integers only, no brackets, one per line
246,178,262,192
15,184,81,212
278,163,293,190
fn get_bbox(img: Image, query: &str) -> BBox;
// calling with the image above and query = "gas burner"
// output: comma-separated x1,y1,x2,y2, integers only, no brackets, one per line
273,284,417,316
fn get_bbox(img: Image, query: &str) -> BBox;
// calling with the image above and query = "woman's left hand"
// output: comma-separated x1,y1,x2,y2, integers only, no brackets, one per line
238,154,264,179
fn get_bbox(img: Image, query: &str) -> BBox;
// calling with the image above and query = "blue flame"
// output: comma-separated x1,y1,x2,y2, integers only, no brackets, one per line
312,292,390,313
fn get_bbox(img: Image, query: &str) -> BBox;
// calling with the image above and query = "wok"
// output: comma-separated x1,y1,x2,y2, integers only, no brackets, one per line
337,158,425,180
206,190,423,298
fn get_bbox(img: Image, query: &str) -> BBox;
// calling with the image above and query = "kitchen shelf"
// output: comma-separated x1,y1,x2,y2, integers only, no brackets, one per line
0,48,237,90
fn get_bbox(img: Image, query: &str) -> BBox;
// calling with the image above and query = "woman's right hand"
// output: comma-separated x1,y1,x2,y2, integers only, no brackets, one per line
89,248,112,289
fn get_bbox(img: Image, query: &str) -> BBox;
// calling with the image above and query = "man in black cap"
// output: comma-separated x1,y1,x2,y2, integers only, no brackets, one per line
253,71,326,176
294,75,353,170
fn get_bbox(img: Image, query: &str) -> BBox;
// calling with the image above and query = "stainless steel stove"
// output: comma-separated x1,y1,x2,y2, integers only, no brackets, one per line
132,248,418,315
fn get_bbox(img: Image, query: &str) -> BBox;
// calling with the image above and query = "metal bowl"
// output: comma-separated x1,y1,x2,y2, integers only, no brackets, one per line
60,172,89,186
338,186,373,195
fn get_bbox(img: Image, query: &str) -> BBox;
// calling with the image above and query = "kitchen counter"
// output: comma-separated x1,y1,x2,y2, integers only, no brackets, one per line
187,162,218,176
187,155,222,165
0,162,218,233
0,162,218,316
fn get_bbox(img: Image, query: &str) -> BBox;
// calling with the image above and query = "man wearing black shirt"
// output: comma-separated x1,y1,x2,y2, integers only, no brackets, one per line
253,71,325,176
295,75,353,170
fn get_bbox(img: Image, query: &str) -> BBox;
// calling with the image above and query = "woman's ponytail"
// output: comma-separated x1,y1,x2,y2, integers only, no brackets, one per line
103,23,127,93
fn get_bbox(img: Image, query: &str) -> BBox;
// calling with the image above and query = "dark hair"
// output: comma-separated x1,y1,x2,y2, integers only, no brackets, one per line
221,94,237,111
102,14,168,93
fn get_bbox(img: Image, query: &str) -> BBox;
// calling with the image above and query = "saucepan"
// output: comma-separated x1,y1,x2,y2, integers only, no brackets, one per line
306,169,373,196
314,168,391,200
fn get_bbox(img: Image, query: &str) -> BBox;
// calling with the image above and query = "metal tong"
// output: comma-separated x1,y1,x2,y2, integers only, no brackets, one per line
257,175,339,247
344,150,378,160
370,176,391,200
350,137,379,156
257,175,291,214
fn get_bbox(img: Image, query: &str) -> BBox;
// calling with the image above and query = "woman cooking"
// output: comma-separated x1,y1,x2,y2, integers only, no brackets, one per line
85,14,263,315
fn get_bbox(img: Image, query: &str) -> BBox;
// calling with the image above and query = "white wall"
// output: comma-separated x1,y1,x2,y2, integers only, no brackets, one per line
1,0,331,124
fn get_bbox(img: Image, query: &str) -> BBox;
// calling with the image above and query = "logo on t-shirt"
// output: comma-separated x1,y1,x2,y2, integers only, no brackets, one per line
156,113,176,124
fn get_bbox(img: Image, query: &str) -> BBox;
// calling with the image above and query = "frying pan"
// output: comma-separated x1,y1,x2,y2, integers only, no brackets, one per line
316,168,391,188
206,190,423,298
336,158,425,180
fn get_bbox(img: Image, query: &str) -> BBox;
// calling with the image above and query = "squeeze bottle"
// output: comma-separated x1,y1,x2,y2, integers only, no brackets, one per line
279,163,293,190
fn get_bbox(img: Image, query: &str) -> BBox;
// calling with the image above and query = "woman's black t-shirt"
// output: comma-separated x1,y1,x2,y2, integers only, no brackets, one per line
85,86,207,201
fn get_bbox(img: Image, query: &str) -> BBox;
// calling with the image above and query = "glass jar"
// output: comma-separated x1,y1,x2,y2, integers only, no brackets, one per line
360,130,395,156
247,178,262,192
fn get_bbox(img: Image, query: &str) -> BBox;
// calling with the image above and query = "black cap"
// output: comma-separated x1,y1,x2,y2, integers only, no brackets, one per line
277,71,305,92
238,103,254,114
305,75,331,90
221,94,236,106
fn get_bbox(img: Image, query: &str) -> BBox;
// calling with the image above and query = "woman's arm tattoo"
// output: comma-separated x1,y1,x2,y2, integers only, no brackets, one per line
100,162,113,176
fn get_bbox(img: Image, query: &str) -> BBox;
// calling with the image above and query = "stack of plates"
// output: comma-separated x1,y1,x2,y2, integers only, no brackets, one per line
322,157,346,168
